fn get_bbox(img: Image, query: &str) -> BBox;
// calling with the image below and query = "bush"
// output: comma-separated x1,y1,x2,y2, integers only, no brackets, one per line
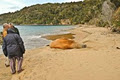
112,7,120,28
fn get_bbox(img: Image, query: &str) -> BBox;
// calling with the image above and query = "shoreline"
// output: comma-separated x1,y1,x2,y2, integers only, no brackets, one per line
0,25,77,55
1,25,120,80
0,25,77,56
40,25,79,41
0,32,75,56
0,24,84,56
0,24,76,26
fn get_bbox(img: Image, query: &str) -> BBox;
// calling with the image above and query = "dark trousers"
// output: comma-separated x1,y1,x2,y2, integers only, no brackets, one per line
9,56,23,74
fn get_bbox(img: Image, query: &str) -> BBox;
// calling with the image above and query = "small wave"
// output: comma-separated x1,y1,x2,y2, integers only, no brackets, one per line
29,35,42,39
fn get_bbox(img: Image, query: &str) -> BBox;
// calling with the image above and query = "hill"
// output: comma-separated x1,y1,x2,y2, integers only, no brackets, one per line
0,0,120,27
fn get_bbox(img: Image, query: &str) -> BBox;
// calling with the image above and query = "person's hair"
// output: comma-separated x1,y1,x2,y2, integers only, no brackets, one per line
3,23,8,28
9,23,14,27
0,32,3,35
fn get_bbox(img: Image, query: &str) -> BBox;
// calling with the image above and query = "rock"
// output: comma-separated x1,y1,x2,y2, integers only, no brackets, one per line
111,27,117,32
102,0,115,26
50,38,86,49
116,47,120,49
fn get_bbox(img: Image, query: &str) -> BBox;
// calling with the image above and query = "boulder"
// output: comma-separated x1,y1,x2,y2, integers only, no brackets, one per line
50,38,86,49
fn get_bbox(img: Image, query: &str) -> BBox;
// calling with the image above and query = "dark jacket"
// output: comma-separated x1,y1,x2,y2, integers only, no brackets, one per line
12,27,20,36
2,29,25,58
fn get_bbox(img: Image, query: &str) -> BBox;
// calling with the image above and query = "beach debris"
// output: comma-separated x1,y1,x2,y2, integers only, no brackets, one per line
116,47,120,49
50,38,87,49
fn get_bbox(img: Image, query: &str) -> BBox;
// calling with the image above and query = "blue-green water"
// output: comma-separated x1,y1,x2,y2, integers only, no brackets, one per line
0,25,75,53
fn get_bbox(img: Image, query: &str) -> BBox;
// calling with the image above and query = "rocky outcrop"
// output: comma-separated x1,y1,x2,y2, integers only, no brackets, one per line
101,0,115,27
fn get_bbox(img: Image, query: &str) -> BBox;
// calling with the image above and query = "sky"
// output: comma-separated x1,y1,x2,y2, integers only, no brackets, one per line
0,0,83,14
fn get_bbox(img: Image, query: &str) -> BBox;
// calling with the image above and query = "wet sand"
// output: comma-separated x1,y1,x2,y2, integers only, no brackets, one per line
42,33,75,40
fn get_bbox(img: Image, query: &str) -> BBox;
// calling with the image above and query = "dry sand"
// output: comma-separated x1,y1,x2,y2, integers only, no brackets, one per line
0,25,120,80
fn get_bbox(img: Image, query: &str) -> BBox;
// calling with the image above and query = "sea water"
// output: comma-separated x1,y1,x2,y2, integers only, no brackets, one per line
0,25,75,54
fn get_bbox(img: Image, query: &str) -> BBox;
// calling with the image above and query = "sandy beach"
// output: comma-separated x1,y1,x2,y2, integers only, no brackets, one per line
0,25,120,80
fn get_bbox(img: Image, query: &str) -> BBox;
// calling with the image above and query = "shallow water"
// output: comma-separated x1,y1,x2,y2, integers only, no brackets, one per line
0,25,75,54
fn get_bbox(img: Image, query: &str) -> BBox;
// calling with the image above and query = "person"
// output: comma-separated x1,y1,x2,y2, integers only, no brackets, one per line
9,23,20,36
2,28,25,74
2,23,10,67
3,23,9,37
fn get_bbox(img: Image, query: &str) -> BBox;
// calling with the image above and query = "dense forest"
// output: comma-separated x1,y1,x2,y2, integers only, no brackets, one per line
0,0,120,28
